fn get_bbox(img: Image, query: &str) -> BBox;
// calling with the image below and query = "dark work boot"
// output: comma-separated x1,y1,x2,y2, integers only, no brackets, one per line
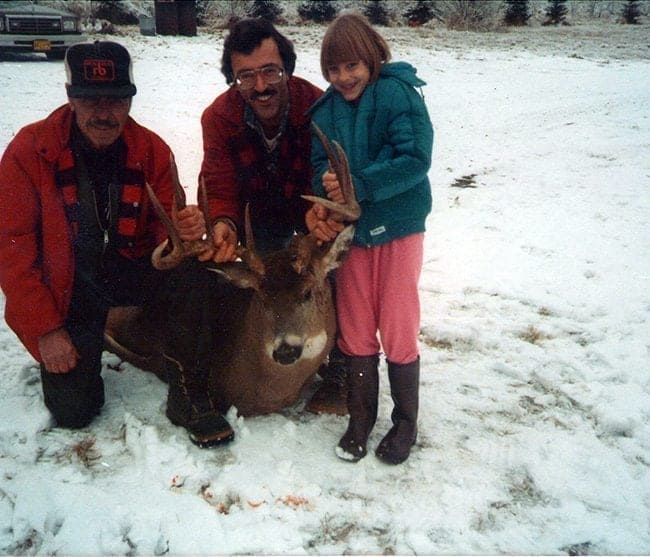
164,355,234,448
305,345,348,416
336,354,379,462
376,358,420,465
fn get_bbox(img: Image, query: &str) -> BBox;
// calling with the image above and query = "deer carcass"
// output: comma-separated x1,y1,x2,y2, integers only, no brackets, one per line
104,126,359,416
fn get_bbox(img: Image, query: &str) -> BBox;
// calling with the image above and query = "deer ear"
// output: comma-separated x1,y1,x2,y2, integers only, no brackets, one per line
208,263,262,291
318,225,355,276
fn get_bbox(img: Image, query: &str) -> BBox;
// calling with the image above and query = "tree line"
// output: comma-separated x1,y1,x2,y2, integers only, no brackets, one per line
43,0,647,30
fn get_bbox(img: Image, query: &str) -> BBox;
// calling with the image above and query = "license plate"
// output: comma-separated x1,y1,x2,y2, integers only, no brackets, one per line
33,39,51,52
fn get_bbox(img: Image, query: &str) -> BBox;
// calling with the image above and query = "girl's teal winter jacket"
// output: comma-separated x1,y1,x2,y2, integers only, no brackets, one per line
308,61,433,247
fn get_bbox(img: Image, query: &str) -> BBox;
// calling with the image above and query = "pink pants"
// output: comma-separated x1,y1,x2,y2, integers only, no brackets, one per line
336,233,424,365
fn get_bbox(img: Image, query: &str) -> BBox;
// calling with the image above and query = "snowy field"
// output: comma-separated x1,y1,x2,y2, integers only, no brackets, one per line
0,21,649,555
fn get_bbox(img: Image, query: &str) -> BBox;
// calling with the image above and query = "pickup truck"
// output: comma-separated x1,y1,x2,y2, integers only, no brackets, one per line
0,3,87,60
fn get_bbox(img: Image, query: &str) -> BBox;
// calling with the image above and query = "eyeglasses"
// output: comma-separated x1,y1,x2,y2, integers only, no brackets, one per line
235,64,284,90
76,97,131,111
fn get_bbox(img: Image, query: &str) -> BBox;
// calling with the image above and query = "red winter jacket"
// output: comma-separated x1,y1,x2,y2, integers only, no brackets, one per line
199,76,322,233
0,104,175,362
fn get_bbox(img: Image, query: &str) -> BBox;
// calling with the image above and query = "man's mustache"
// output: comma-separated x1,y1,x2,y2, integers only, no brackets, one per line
250,89,276,100
89,118,119,129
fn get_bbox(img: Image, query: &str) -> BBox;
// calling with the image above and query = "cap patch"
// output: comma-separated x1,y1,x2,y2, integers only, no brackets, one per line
83,59,116,82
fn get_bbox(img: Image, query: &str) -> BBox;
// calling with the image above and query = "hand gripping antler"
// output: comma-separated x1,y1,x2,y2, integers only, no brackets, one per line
147,154,214,270
147,156,264,272
147,125,359,272
301,123,361,222
287,123,360,276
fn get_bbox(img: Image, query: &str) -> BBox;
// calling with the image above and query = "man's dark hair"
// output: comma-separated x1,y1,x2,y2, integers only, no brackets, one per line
221,18,296,85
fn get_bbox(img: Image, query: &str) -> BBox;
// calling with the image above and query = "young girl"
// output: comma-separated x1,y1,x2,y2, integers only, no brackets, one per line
308,13,433,464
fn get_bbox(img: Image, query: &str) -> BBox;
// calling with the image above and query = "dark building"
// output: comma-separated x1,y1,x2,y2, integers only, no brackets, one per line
154,0,197,36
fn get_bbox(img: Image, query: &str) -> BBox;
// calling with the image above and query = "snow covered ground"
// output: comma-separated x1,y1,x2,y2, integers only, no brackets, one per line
0,21,649,555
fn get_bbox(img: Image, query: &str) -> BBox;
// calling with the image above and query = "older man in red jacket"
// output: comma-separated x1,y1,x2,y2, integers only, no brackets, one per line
0,41,226,447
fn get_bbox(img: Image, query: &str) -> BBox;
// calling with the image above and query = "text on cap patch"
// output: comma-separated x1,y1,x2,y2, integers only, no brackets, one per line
83,60,115,82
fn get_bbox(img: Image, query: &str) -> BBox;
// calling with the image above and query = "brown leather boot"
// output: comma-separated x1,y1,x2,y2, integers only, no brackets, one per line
336,355,379,462
164,355,234,448
305,345,348,416
376,358,419,465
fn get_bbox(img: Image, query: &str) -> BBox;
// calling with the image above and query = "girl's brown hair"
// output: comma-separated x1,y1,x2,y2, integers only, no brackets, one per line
320,13,391,83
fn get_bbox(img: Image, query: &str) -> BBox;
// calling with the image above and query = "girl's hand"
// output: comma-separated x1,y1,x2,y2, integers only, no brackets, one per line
322,171,345,204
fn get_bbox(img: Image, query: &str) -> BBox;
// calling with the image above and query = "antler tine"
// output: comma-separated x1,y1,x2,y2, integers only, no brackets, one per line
146,182,186,270
302,123,361,222
235,203,265,276
331,139,360,219
169,153,186,210
243,203,255,254
199,176,214,244
311,122,338,168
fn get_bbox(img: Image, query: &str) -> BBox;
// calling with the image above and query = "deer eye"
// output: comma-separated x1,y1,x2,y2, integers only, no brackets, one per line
303,289,313,302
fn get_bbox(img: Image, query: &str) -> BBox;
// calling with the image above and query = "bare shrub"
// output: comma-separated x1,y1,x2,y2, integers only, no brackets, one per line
439,0,502,31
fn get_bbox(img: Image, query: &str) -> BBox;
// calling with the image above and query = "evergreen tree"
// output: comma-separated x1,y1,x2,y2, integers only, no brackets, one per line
621,0,641,24
503,0,531,26
248,0,283,23
297,0,337,23
363,0,390,26
543,0,568,25
403,1,437,26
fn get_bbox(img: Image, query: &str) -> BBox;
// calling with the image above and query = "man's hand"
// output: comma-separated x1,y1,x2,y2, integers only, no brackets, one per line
306,204,345,245
322,171,345,204
173,204,205,242
198,221,238,263
38,328,80,374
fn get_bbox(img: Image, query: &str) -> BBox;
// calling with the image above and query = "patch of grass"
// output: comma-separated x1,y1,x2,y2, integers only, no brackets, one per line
560,541,595,556
451,173,477,188
307,514,393,552
519,325,551,344
55,436,101,468
6,529,40,555
306,515,356,548
421,336,454,350
507,468,547,506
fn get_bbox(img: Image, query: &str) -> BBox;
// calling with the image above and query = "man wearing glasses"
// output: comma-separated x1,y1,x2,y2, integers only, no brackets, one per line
169,19,348,424
0,41,211,442
199,17,330,258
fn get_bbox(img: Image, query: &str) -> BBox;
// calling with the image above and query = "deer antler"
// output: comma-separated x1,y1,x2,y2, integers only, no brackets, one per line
234,204,265,277
301,123,360,222
147,126,359,273
170,152,186,210
148,155,214,270
148,165,264,274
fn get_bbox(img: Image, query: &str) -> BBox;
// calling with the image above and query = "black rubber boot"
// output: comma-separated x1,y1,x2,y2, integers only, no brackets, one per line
376,358,420,465
305,345,348,416
164,355,234,448
335,354,379,462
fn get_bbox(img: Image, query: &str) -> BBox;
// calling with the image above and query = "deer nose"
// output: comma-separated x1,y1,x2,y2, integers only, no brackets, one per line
273,342,303,365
